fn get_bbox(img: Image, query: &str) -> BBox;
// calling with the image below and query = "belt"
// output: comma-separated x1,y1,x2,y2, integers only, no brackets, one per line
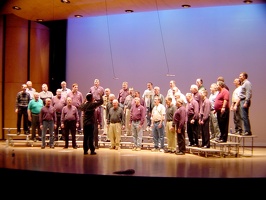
167,120,172,122
154,121,161,123
111,122,120,124
132,120,140,123
32,113,39,115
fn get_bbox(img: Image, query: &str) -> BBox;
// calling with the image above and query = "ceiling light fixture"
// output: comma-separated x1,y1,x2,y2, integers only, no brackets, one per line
125,10,134,13
243,0,253,4
12,6,21,10
61,0,70,3
74,15,83,18
182,4,191,8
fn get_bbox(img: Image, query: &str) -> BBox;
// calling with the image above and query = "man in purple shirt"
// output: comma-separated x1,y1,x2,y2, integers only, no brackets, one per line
130,97,145,151
172,98,187,155
61,97,79,149
52,89,66,141
39,98,57,149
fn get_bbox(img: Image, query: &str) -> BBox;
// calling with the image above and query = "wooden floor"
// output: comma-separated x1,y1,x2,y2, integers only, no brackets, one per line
1,140,266,177
1,139,266,192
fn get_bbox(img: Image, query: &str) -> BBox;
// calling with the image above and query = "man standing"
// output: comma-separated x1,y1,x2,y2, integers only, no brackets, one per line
235,72,252,136
39,98,57,149
107,99,125,150
130,97,145,151
67,83,84,133
79,93,103,155
61,97,79,149
214,81,230,143
28,92,43,142
230,78,243,135
52,89,66,141
151,97,166,152
172,98,187,155
15,84,31,135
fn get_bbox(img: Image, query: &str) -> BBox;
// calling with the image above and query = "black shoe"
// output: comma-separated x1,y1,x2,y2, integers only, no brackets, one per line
175,151,185,155
192,144,198,147
242,132,252,136
90,152,97,155
217,140,225,143
202,146,210,149
50,146,54,149
33,138,37,142
73,146,78,149
24,131,29,135
84,152,88,155
63,147,68,149
17,132,21,135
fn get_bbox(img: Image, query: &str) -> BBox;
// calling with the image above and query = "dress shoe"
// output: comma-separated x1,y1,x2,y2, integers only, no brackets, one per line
73,146,78,149
63,147,68,149
50,146,54,149
17,132,21,136
202,146,210,149
175,151,185,155
217,140,226,143
84,152,88,155
41,146,45,149
24,131,29,135
90,152,97,155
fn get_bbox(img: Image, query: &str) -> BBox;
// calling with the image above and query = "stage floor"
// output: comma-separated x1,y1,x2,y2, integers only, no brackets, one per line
1,140,266,178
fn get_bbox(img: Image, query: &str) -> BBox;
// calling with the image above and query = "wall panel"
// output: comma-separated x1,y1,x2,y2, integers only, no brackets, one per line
1,14,50,139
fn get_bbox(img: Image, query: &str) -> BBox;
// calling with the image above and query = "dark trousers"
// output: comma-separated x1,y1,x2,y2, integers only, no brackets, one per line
17,107,29,133
200,117,210,147
54,113,63,140
31,114,41,139
83,124,95,153
217,108,230,142
93,123,99,147
187,116,199,146
177,126,186,153
64,120,77,148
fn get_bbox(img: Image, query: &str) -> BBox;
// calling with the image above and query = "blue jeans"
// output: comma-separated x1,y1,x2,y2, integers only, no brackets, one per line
240,100,251,133
42,120,54,147
132,121,143,148
152,122,165,149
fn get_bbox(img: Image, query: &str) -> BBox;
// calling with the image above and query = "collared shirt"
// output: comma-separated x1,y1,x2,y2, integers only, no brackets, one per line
165,103,176,122
107,107,125,125
67,91,83,108
90,86,105,100
39,105,57,125
186,99,199,120
151,103,166,122
61,105,79,122
238,79,252,103
28,99,44,114
52,96,66,113
130,104,145,126
172,106,187,130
